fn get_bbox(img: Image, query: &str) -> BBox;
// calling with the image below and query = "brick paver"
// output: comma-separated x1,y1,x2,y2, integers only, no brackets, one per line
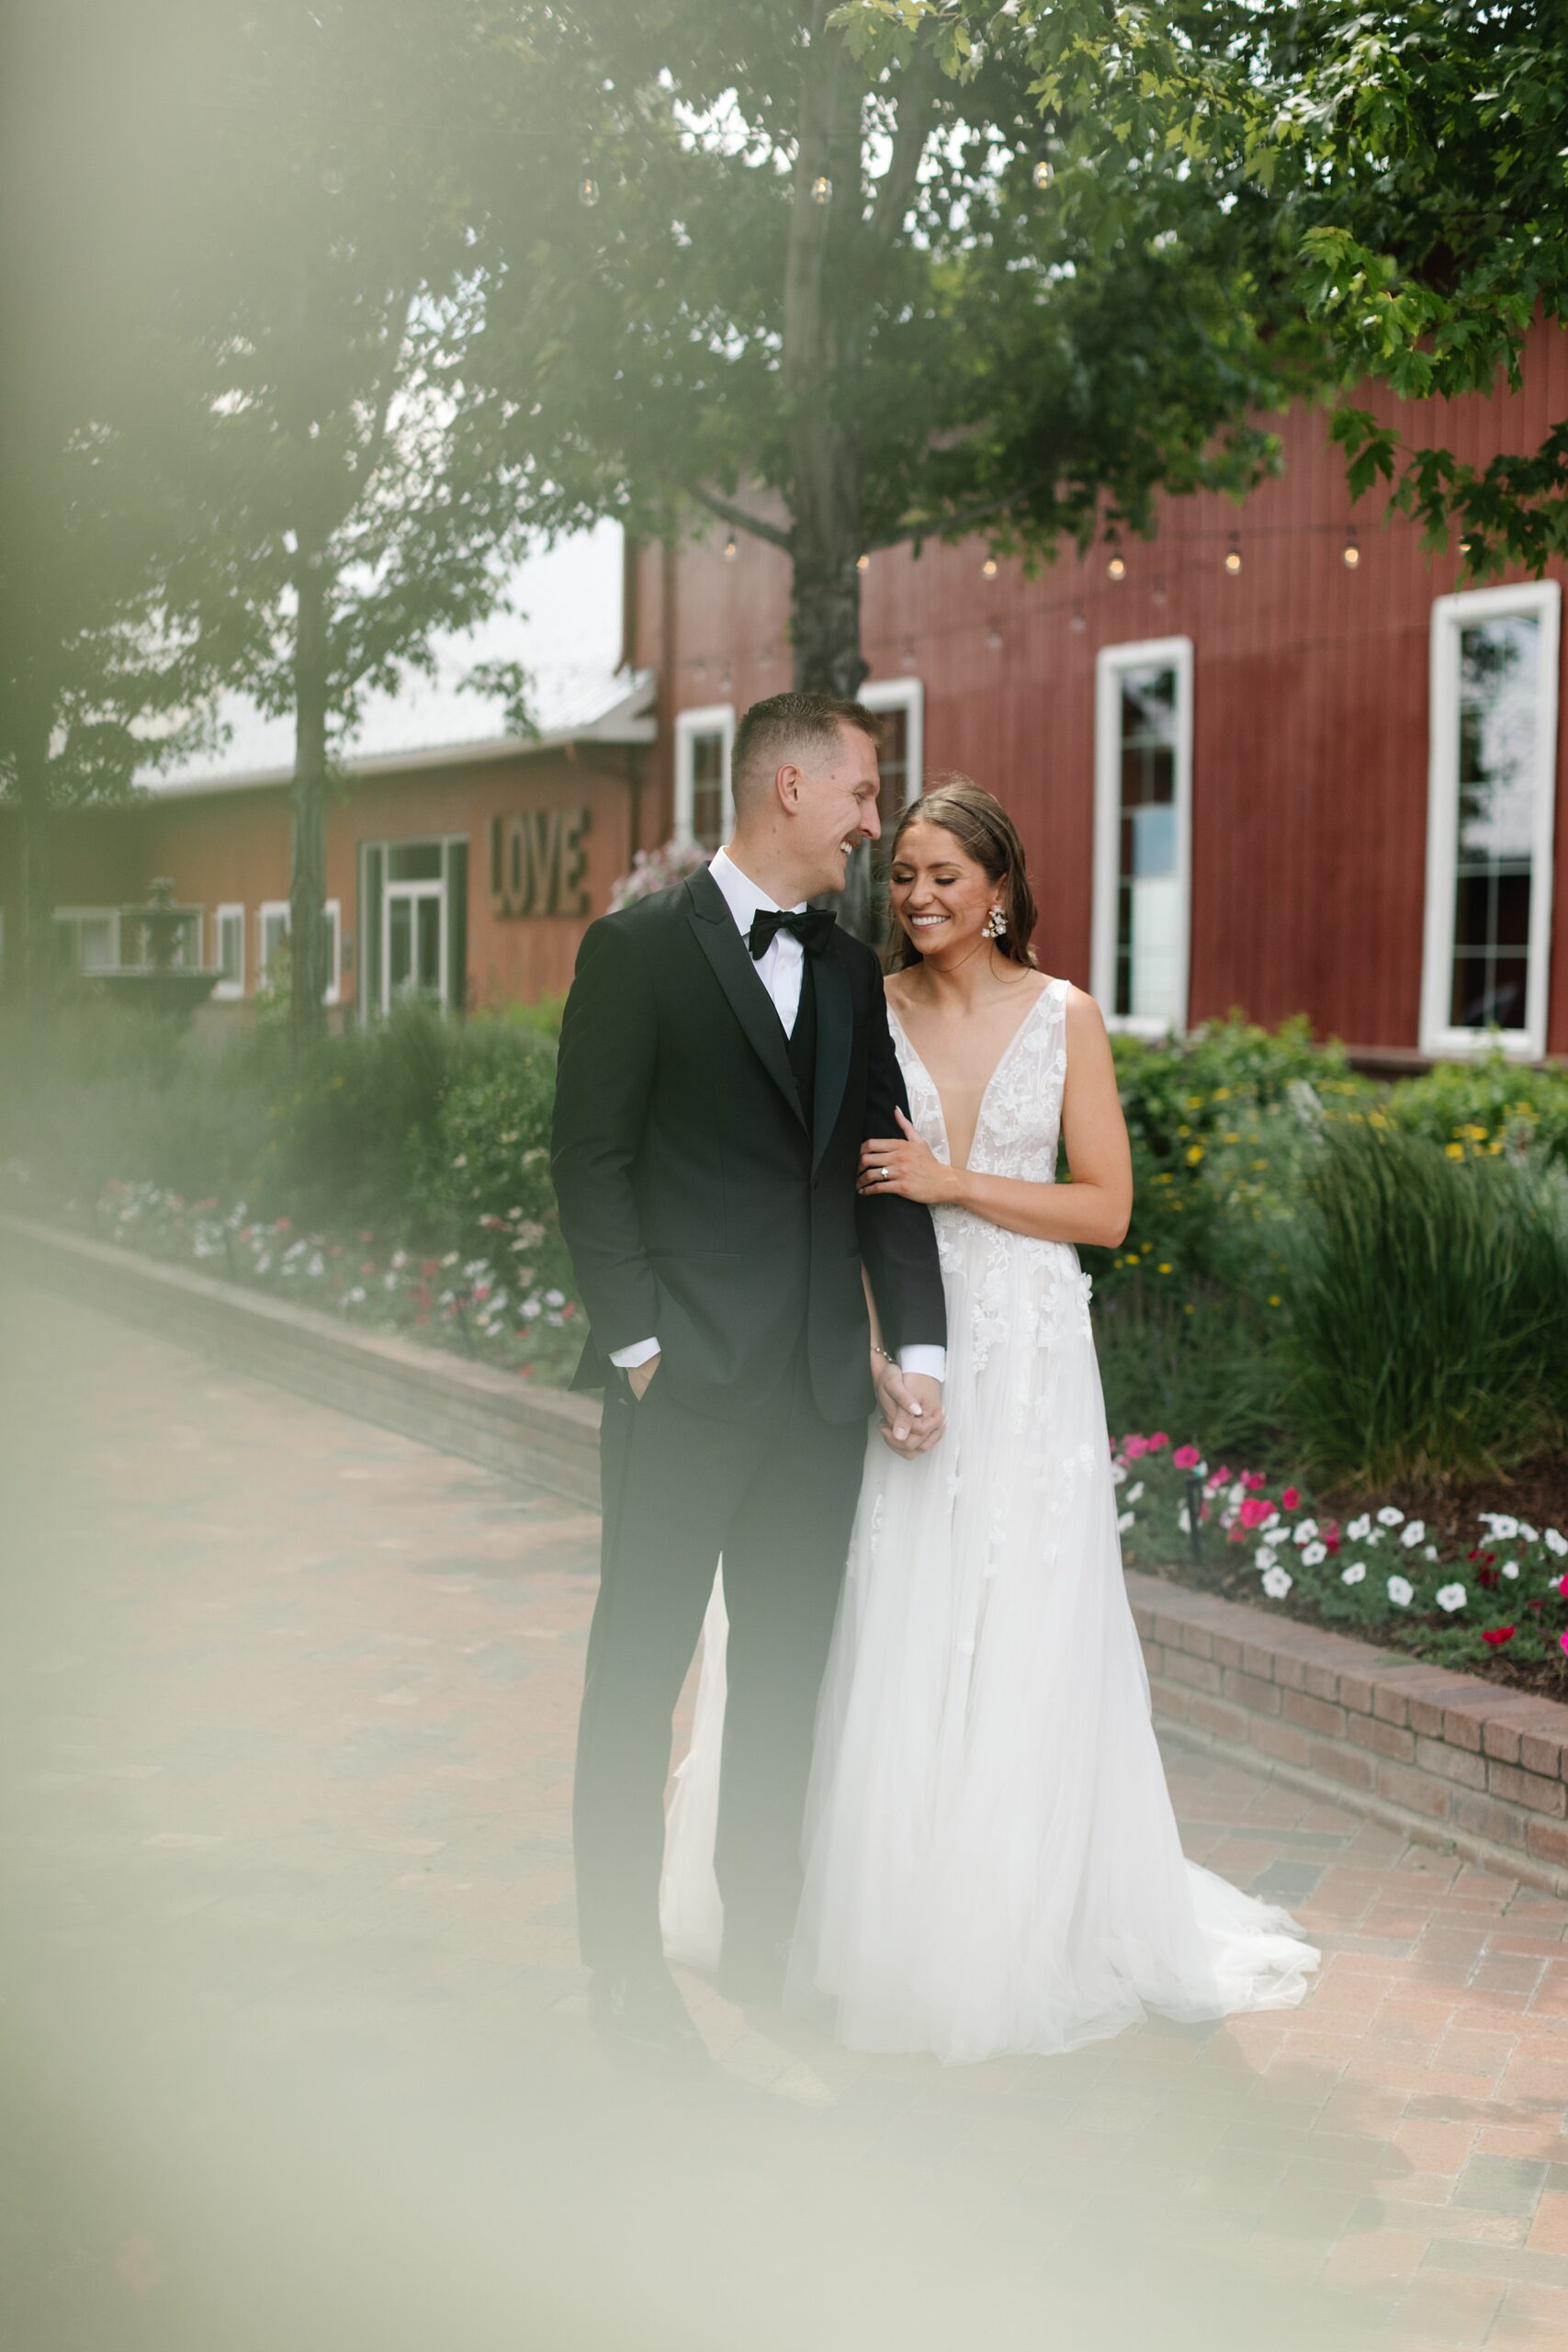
3,1278,1566,2352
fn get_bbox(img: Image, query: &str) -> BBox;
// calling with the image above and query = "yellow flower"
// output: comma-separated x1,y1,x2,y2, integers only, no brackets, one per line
1185,1144,1204,1165
1185,1094,1203,1111
1223,1131,1240,1144
1268,1294,1280,1306
1157,1261,1172,1273
1444,1142,1464,1160
1183,1302,1194,1315
1178,1123,1192,1138
1213,1087,1231,1102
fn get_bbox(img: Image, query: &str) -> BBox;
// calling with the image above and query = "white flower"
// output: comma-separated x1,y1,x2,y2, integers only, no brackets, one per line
1261,1510,1281,1531
521,1299,542,1319
1116,1510,1134,1533
1502,1561,1519,1579
1347,1514,1371,1542
1423,1544,1439,1562
1481,1512,1518,1540
1519,1522,1540,1544
346,1285,366,1305
1292,1519,1319,1546
1436,1582,1467,1613
1366,1527,1385,1546
1125,1480,1145,1505
544,1288,566,1309
1261,1565,1293,1600
1386,1575,1414,1607
1401,1520,1426,1548
1111,1463,1128,1486
1341,1561,1366,1586
1227,1481,1245,1507
1256,1547,1278,1573
1377,1506,1404,1528
1545,1528,1568,1557
1302,1542,1327,1567
1177,1505,1191,1534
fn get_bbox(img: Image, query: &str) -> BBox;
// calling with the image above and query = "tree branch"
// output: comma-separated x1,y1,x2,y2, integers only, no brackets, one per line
867,37,941,254
345,284,419,506
683,480,794,552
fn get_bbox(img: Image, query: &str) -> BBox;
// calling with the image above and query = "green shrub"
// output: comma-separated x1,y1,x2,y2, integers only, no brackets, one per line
405,1053,569,1285
1280,1121,1568,1487
1389,1047,1568,1170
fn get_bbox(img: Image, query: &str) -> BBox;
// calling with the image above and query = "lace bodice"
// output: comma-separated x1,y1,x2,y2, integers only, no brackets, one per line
888,974,1070,1186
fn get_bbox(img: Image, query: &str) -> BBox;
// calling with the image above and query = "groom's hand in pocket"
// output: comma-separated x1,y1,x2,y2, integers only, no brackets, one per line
627,1352,662,1401
874,1364,945,1457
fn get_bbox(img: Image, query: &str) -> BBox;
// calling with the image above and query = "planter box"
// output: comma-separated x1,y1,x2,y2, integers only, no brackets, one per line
0,1211,602,1509
8,1208,1567,1897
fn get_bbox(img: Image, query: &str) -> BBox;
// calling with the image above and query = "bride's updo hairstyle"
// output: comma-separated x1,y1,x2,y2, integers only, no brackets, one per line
885,775,1039,972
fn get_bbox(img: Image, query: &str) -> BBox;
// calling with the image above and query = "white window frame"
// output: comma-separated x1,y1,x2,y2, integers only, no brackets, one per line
259,899,290,989
1421,580,1560,1063
673,703,736,848
257,897,343,1003
861,675,924,809
1091,636,1194,1037
213,903,245,999
52,906,122,975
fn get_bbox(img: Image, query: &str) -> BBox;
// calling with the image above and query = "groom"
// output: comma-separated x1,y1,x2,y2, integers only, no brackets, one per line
551,691,948,2064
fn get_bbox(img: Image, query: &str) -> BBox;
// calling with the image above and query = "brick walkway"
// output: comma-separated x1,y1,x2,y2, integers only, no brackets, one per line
3,1279,1566,2352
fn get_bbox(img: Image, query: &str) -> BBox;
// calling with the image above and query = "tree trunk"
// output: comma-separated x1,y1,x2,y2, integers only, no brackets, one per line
288,539,332,1056
17,728,57,1018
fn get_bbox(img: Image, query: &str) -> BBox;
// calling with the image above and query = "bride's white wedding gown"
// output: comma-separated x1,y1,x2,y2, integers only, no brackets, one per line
660,976,1319,2063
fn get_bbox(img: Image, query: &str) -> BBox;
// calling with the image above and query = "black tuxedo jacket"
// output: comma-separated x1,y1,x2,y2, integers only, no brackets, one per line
550,866,947,1424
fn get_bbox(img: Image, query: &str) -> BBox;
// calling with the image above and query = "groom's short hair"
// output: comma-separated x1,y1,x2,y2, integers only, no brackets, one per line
731,692,883,816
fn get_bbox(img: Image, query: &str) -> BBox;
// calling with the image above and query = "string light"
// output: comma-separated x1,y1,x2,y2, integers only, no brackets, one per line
1106,531,1126,582
810,174,831,204
1341,525,1360,570
722,535,738,562
981,556,998,577
1224,533,1242,575
1032,158,1054,190
856,551,870,571
1070,601,1087,633
986,621,1004,651
900,638,918,673
579,167,600,207
1152,573,1168,607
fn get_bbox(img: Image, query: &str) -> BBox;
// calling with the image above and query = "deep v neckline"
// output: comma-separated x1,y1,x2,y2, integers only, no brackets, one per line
887,978,1055,1174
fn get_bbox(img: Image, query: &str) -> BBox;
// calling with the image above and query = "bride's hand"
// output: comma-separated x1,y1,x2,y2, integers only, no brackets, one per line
859,1108,958,1205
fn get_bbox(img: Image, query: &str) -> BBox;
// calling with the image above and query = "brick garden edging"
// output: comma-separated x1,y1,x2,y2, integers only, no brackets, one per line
8,1208,1568,1896
0,1211,602,1509
1126,1571,1568,1899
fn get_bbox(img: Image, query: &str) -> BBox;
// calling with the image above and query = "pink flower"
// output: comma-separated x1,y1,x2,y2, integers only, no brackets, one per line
1147,1432,1169,1452
1281,1487,1301,1510
1240,1470,1267,1492
1173,1444,1201,1470
1238,1497,1273,1529
1559,1575,1568,1600
1226,1522,1247,1544
1123,1435,1150,1460
1560,1630,1568,1657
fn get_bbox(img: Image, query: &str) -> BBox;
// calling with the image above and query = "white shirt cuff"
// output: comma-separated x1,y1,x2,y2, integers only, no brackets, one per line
898,1344,946,1383
609,1337,661,1370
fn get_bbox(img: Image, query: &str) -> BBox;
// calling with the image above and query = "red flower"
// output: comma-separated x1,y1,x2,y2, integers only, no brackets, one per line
1173,1444,1201,1470
1281,1487,1301,1511
275,1216,292,1232
1559,1575,1568,1600
1238,1497,1274,1529
1481,1626,1516,1647
1241,1470,1267,1492
1147,1431,1169,1452
1477,1566,1499,1589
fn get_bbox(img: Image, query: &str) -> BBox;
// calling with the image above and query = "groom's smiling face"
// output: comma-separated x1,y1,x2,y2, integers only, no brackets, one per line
790,721,883,898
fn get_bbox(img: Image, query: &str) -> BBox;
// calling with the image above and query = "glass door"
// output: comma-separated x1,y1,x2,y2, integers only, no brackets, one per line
382,880,446,1012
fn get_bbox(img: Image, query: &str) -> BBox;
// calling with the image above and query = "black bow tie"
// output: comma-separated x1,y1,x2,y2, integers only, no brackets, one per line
748,907,836,960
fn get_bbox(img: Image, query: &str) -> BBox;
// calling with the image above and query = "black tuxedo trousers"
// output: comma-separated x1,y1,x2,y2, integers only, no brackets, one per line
551,869,946,1970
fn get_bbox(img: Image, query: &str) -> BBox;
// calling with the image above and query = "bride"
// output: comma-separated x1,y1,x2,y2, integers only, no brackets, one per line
661,776,1318,2063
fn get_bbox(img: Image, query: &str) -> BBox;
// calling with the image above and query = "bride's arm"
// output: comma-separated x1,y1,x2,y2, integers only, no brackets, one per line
858,989,1133,1248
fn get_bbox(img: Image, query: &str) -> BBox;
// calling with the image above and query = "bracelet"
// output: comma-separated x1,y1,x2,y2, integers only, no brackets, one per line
871,1343,895,1364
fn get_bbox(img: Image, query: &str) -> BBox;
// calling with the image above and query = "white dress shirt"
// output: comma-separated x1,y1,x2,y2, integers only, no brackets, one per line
610,847,945,1383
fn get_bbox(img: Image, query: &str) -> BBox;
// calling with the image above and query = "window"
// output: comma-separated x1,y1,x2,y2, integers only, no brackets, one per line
1422,582,1560,1060
214,905,245,999
1093,637,1194,1035
258,899,343,1002
673,704,735,850
357,835,468,1021
52,908,121,976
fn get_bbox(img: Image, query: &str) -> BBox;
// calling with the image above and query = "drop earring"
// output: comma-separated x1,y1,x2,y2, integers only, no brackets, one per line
984,904,1008,941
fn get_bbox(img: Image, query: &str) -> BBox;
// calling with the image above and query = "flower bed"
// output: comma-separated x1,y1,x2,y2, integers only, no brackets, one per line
1114,1430,1568,1699
84,1177,586,1386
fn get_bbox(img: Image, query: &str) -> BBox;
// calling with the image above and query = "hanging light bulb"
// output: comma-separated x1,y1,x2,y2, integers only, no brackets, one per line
722,534,738,562
900,638,918,673
1032,157,1054,191
1106,531,1126,582
1070,601,1087,633
856,551,870,571
1341,525,1360,570
579,166,600,207
986,622,1004,652
1152,572,1168,607
810,174,831,204
981,556,998,578
1224,533,1242,575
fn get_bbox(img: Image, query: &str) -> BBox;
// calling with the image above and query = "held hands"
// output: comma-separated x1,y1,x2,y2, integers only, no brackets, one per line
873,1361,945,1458
859,1108,959,1205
